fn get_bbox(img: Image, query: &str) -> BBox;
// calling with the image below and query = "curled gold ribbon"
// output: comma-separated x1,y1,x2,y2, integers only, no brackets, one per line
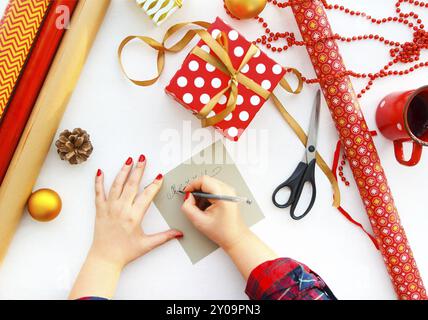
279,68,303,94
118,21,339,207
118,21,295,127
118,21,211,86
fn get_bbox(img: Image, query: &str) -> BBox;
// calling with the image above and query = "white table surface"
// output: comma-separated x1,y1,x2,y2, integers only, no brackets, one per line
0,0,427,300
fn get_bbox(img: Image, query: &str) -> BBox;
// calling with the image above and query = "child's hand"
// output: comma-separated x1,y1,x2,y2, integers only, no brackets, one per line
91,156,183,270
181,176,250,251
181,176,277,281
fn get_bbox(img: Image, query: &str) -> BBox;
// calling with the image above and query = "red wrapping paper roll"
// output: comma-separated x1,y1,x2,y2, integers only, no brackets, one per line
291,0,426,299
0,0,78,185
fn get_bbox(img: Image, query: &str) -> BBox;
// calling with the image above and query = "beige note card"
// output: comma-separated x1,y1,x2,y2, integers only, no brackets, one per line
154,141,264,264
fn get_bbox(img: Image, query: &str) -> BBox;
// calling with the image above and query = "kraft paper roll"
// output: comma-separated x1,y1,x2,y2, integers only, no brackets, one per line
0,0,110,263
291,0,426,299
0,0,79,186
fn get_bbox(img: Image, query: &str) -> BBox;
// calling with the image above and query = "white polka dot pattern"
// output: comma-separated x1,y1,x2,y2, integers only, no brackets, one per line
228,127,238,137
256,64,266,74
211,78,221,89
189,60,199,71
239,111,249,121
228,30,238,41
272,64,282,75
241,64,249,74
183,93,193,104
250,95,260,106
206,63,215,72
177,76,187,87
201,45,210,53
262,80,271,90
234,46,244,57
194,77,204,88
211,29,221,39
224,113,232,121
200,93,210,104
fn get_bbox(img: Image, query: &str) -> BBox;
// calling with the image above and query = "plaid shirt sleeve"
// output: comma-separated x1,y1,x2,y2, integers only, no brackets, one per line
245,258,336,300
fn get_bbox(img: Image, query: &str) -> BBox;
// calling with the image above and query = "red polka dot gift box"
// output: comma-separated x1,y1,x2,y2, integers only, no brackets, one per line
165,17,287,141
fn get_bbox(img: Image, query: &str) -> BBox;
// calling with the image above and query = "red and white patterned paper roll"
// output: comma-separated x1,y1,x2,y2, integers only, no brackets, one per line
291,0,426,299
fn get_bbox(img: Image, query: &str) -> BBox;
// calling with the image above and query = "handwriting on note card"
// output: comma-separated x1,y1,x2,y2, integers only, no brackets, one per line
166,166,223,201
154,141,264,264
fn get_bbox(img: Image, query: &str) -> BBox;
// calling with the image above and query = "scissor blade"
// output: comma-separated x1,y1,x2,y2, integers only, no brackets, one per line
306,89,321,163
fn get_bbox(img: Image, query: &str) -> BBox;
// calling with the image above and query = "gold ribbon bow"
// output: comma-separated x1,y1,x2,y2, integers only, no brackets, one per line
118,21,340,207
118,21,303,127
191,31,271,127
118,22,296,127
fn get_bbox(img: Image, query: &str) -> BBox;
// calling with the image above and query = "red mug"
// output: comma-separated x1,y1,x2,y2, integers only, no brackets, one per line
376,85,428,166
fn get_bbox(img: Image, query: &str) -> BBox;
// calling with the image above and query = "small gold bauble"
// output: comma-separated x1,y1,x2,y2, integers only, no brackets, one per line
225,0,267,19
27,188,62,222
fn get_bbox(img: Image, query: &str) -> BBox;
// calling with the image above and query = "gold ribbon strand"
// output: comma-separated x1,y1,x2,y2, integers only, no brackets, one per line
118,22,270,127
118,21,340,208
118,21,211,87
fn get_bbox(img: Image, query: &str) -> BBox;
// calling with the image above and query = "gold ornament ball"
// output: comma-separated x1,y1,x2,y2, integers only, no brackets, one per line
225,0,267,19
27,188,62,222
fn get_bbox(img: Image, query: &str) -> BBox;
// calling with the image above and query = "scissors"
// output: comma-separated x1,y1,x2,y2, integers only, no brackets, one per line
272,89,321,220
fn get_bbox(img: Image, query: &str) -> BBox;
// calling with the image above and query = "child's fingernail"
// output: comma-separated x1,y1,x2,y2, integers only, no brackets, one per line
125,157,133,165
139,154,146,163
175,232,184,239
97,169,102,177
184,192,190,201
156,173,163,180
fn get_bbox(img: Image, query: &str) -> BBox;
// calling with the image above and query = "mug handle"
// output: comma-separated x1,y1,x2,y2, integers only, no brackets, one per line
394,140,423,166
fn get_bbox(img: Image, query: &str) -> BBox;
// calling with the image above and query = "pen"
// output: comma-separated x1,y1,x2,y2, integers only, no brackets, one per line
177,190,252,205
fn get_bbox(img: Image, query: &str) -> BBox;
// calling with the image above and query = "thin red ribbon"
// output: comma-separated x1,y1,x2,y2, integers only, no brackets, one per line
332,132,380,250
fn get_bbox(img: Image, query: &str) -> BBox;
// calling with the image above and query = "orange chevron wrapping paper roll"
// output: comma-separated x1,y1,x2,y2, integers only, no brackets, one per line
291,0,426,299
0,0,51,119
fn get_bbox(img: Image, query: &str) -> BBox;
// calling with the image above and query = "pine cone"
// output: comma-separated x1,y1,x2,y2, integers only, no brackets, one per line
55,128,93,165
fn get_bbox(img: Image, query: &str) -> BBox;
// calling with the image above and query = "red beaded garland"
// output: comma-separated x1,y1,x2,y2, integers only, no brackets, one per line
224,0,428,97
338,153,351,187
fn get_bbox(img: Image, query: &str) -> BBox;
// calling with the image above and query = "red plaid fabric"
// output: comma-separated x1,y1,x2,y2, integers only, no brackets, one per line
245,258,336,300
78,258,335,300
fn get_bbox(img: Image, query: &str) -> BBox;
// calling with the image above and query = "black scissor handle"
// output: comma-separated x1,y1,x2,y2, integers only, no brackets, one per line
289,159,317,220
272,162,308,209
